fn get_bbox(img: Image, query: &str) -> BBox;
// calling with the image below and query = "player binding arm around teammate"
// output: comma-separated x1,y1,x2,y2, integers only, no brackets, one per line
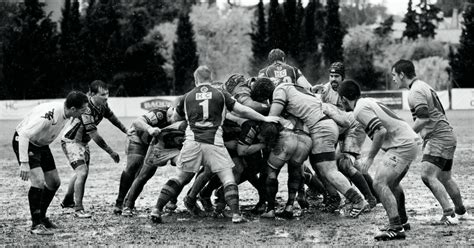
149,65,279,224
13,91,88,235
114,106,174,215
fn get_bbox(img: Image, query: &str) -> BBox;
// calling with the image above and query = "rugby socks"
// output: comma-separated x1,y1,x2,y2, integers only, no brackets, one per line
116,171,134,207
156,179,183,212
223,184,240,214
363,173,379,201
350,172,375,202
305,172,325,194
266,178,279,211
394,188,408,224
28,187,43,227
443,208,455,217
287,175,300,206
389,216,403,230
344,188,364,204
455,205,467,215
200,176,220,199
40,187,57,219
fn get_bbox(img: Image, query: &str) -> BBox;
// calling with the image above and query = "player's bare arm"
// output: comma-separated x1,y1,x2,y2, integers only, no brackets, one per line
323,104,350,128
268,102,284,117
238,94,270,115
362,126,387,173
412,117,430,133
133,116,161,137
237,143,266,156
226,112,247,126
89,130,120,163
232,102,279,123
107,114,128,134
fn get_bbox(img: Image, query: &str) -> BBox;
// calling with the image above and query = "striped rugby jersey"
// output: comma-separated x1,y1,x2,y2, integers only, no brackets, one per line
128,108,170,145
62,99,113,144
259,62,311,89
353,98,417,150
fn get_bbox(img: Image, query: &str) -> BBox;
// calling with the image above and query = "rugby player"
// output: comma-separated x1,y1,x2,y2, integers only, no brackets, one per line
60,80,128,218
312,62,345,110
338,80,419,241
121,120,186,216
251,78,369,218
392,59,471,224
258,48,312,90
149,66,279,224
12,91,88,235
114,106,174,215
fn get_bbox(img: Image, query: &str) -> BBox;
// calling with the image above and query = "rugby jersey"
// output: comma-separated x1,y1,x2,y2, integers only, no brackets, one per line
272,83,325,134
354,98,417,150
408,79,452,139
176,83,236,146
62,98,114,144
258,62,311,89
15,101,69,162
128,107,170,145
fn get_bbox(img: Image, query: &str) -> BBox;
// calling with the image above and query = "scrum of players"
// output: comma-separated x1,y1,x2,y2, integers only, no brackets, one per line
13,48,471,241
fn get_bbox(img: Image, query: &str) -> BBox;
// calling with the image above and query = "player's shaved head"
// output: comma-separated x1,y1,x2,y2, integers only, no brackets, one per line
338,80,361,101
194,66,212,84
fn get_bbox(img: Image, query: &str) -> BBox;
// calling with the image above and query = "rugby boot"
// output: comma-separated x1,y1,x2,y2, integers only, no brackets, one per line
380,222,411,231
198,195,214,212
150,208,162,224
250,201,266,214
348,200,369,218
232,213,248,224
40,217,58,229
374,228,406,241
74,210,92,218
440,213,459,226
165,202,178,212
261,209,275,218
60,201,75,209
121,207,133,217
113,204,122,215
184,196,204,216
30,224,54,235
457,212,474,221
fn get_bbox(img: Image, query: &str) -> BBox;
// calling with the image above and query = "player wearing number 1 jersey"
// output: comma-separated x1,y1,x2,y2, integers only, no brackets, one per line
150,65,279,224
392,59,470,225
258,48,312,90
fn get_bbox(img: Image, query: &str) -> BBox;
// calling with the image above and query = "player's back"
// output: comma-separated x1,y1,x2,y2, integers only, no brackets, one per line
273,83,324,133
408,80,452,138
354,98,417,150
178,84,235,145
259,62,300,86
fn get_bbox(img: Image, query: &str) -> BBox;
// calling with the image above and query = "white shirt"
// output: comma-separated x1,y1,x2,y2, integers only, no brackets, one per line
15,102,69,162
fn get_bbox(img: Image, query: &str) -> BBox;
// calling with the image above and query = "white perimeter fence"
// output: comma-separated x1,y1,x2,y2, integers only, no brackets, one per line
1,89,474,120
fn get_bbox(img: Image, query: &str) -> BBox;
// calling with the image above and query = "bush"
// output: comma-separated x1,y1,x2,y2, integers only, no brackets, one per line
413,56,450,90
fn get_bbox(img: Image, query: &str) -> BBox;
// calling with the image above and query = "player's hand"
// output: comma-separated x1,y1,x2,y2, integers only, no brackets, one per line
110,151,120,163
147,127,161,137
264,116,280,123
312,85,324,93
19,162,30,181
361,157,374,174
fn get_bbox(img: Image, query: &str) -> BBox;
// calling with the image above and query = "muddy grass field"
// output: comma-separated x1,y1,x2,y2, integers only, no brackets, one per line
1,110,473,246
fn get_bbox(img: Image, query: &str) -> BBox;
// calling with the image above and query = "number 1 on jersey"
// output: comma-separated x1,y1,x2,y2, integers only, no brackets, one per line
199,100,209,120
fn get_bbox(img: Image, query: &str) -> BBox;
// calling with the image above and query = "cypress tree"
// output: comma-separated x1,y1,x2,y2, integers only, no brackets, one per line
402,0,420,40
173,10,199,94
418,0,443,39
2,0,59,99
323,0,345,65
450,0,474,88
250,0,269,75
268,0,287,52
